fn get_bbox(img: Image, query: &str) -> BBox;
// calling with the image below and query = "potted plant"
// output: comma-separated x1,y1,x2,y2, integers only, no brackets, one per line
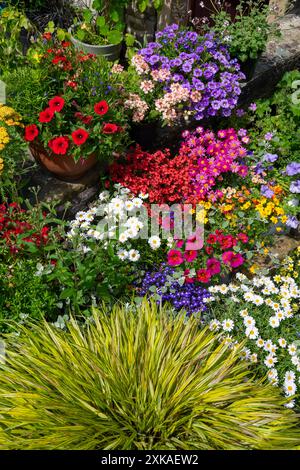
22,36,129,180
69,0,127,61
202,0,281,81
119,23,245,150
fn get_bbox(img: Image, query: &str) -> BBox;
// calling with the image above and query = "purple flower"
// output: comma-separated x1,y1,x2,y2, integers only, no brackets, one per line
148,54,160,65
193,68,202,77
236,108,245,117
238,129,247,137
261,185,274,198
263,153,278,163
182,61,193,73
286,162,300,176
249,102,257,111
264,132,273,141
286,216,299,229
290,180,300,194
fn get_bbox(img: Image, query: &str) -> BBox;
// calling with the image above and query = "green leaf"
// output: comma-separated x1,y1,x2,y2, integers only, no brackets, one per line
138,0,148,13
125,33,135,47
110,10,119,23
83,9,93,23
96,16,106,28
107,29,123,45
60,288,75,300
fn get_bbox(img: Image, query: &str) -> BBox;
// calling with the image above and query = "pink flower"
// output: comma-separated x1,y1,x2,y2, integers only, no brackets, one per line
222,251,244,268
206,258,221,275
167,249,184,266
237,233,248,243
184,250,198,262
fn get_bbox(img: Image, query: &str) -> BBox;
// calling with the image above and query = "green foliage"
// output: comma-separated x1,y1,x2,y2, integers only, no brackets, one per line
3,66,50,123
209,1,280,62
0,300,299,449
0,259,59,333
0,5,33,75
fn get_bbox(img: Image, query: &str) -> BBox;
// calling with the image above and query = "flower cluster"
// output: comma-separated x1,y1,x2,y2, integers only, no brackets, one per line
166,228,249,284
280,247,300,284
0,104,22,175
179,126,249,202
67,184,166,265
127,24,244,125
110,145,195,203
0,203,49,255
24,94,125,162
207,272,300,407
137,265,211,315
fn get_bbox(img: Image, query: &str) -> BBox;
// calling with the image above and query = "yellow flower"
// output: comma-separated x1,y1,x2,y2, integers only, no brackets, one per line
241,201,251,210
249,264,258,274
276,227,282,232
264,248,269,255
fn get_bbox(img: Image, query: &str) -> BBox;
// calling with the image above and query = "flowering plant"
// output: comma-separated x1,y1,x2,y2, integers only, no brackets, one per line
0,104,22,177
111,127,250,204
207,272,300,408
123,24,244,125
22,37,129,162
0,203,49,256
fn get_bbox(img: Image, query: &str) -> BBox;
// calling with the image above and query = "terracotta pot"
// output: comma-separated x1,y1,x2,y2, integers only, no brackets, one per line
30,141,98,181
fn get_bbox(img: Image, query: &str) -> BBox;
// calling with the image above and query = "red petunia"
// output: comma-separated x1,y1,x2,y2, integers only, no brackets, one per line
39,108,55,123
94,100,109,116
49,96,65,112
24,124,39,142
102,123,119,134
48,136,69,155
72,128,89,146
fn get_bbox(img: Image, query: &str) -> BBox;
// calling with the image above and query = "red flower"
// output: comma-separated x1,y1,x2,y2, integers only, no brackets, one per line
48,136,69,155
72,128,89,146
49,96,65,112
62,41,71,48
39,108,55,123
205,246,214,255
206,258,221,275
42,32,52,41
24,124,39,142
52,56,67,64
184,250,197,263
66,80,78,89
94,100,109,116
102,123,119,134
75,112,93,125
167,249,184,267
237,233,249,243
196,268,211,283
207,233,217,244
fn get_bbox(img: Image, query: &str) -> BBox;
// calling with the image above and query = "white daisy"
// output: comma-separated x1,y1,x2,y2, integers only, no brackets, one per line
243,316,256,327
117,249,128,261
288,344,297,356
222,319,234,332
269,316,280,328
256,338,265,348
148,235,161,250
264,354,278,368
128,249,140,262
245,326,259,340
119,232,128,243
132,197,143,208
278,338,287,348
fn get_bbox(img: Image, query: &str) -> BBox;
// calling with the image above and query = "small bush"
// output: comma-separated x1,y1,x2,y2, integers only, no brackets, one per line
0,300,299,450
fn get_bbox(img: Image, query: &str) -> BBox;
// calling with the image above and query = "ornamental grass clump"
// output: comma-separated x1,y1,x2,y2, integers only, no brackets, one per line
0,300,300,450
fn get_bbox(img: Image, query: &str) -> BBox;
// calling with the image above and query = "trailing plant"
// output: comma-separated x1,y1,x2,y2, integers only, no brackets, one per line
0,300,300,449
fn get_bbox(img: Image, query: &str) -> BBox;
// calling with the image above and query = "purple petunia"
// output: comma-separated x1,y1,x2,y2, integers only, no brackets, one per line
286,216,299,229
290,180,300,194
263,153,278,163
286,162,300,176
264,132,273,141
261,185,274,198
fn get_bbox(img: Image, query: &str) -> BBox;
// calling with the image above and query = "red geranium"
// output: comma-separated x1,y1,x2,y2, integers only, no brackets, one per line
102,123,119,134
24,124,39,142
72,128,89,145
94,100,109,116
49,96,65,112
39,108,55,123
42,32,52,41
48,136,69,155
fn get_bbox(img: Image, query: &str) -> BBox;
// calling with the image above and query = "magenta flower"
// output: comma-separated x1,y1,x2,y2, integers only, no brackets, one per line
167,249,184,266
206,258,221,275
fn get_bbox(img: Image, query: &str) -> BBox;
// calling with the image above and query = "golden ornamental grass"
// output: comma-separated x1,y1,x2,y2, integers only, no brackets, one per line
0,299,299,450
